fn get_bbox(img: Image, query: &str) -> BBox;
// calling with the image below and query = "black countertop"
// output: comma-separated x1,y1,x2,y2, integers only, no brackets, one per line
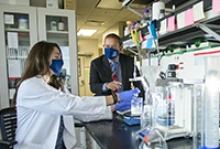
84,113,194,149
85,114,140,149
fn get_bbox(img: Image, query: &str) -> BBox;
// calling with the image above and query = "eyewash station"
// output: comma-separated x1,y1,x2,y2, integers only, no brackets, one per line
82,0,220,149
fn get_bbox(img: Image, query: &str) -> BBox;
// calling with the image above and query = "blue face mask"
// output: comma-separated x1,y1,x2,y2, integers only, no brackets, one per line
50,59,64,75
104,48,119,60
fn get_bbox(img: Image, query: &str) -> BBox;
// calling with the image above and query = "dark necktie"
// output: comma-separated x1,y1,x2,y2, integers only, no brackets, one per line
111,61,118,81
111,61,118,93
55,116,66,149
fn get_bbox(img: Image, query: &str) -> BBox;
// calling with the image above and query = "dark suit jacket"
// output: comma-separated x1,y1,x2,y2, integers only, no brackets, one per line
89,53,144,97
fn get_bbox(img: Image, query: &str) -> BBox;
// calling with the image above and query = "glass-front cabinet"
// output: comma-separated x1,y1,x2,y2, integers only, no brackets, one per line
37,8,78,96
0,5,37,109
0,5,78,109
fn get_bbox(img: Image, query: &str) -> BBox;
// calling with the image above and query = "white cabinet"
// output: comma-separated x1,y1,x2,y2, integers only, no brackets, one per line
0,4,78,109
86,131,101,149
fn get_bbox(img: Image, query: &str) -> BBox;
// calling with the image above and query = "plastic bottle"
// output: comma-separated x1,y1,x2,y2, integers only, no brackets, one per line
141,9,150,27
131,22,136,30
58,20,65,31
135,20,141,30
124,21,131,36
158,9,165,19
152,1,165,20
166,64,176,78
51,19,57,31
143,9,150,19
18,16,28,30
131,93,143,116
140,105,152,128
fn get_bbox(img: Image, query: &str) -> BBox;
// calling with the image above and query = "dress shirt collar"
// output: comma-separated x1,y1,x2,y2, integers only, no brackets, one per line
107,55,119,64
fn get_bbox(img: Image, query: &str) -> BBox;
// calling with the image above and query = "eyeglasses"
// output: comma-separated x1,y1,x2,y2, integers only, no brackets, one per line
103,44,120,49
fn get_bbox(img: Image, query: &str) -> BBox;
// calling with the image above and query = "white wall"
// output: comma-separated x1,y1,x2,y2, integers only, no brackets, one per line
78,39,99,96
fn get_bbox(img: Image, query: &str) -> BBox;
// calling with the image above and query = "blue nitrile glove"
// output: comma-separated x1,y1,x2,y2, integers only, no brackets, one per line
115,101,131,111
118,87,140,103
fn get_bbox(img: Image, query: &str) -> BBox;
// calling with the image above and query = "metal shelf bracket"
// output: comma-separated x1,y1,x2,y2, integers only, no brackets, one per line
197,23,220,42
122,0,143,18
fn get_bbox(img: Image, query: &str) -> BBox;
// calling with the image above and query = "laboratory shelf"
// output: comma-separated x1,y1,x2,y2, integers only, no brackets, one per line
46,30,68,34
159,25,220,47
121,1,220,49
159,11,220,46
5,28,30,32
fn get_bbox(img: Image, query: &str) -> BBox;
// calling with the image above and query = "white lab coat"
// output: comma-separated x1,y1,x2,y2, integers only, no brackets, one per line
14,76,112,149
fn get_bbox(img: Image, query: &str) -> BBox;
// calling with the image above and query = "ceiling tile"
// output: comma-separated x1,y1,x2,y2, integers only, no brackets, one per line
77,8,93,15
77,0,99,8
97,0,122,10
124,13,141,21
90,8,120,17
87,15,112,22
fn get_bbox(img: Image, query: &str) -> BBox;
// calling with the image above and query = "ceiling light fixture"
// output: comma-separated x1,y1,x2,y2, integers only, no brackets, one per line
77,29,97,36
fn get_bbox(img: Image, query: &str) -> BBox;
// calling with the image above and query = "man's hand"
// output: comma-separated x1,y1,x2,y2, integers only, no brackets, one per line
106,81,122,91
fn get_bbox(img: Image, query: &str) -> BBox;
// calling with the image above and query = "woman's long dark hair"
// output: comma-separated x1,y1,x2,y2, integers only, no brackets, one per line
12,41,63,106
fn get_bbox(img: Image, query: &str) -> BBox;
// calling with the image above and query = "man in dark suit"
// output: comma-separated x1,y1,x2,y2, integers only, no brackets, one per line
89,33,144,97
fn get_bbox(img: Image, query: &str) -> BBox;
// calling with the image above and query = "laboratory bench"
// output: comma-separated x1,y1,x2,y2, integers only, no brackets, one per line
83,113,194,149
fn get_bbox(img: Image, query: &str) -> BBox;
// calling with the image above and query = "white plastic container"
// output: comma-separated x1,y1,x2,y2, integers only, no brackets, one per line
131,95,143,116
58,21,65,31
152,1,165,20
18,16,28,29
124,26,130,36
51,19,57,31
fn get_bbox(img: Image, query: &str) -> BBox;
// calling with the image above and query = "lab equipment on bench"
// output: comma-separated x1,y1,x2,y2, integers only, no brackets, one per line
135,82,201,147
116,109,141,126
199,56,220,149
123,115,140,126
116,88,142,126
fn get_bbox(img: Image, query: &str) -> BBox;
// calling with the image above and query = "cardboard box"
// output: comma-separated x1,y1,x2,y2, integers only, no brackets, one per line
64,0,76,10
46,0,58,9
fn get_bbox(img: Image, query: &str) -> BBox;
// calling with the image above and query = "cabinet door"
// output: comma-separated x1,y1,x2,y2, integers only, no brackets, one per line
37,8,78,95
0,4,37,109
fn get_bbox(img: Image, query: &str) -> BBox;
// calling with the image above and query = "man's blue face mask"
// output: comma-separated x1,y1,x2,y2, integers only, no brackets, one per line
50,59,64,75
104,48,119,60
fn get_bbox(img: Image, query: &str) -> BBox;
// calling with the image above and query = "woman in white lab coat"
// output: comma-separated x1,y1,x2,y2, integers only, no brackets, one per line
13,41,139,149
